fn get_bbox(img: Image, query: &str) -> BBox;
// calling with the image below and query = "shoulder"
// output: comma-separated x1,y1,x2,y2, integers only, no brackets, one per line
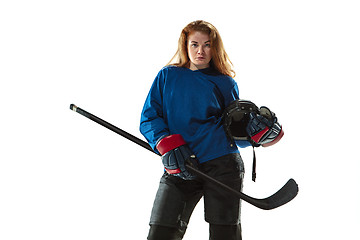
153,66,188,86
156,66,191,81
218,73,237,88
204,70,239,101
211,71,237,88
155,65,184,78
200,68,235,82
159,65,185,73
220,74,236,84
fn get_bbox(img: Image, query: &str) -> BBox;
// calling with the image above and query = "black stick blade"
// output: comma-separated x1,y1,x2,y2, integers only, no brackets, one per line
188,164,298,210
254,178,299,210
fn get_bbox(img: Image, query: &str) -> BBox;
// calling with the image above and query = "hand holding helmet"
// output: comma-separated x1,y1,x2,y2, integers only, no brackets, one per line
246,106,284,147
222,100,284,147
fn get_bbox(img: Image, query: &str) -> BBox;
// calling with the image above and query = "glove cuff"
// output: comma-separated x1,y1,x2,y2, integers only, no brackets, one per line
262,127,284,147
156,134,186,155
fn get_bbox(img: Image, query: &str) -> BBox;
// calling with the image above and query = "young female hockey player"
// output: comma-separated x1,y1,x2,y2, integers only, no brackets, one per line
140,20,282,240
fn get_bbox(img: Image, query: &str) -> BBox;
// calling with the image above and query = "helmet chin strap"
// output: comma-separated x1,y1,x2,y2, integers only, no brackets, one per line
252,146,257,182
222,99,260,182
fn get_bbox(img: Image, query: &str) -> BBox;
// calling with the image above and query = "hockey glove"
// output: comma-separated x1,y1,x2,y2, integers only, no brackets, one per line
156,134,199,180
246,106,284,147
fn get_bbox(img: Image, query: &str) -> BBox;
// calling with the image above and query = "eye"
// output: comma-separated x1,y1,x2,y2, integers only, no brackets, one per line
191,43,198,48
205,43,211,48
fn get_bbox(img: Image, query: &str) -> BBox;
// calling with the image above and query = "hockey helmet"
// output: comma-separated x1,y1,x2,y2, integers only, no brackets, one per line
222,99,259,142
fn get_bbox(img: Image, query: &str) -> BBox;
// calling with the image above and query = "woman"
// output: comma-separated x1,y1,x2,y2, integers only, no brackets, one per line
140,20,250,240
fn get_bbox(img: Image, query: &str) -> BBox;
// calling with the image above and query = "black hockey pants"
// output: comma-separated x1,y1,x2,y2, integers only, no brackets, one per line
147,153,244,240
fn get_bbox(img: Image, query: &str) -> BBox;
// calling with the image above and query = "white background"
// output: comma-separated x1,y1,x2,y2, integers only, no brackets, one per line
1,0,359,239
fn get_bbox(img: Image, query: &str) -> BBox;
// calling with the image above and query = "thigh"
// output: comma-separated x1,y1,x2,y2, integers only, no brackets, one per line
149,173,203,228
201,153,244,225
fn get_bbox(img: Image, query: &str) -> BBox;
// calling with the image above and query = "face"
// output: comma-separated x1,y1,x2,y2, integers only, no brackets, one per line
187,31,212,70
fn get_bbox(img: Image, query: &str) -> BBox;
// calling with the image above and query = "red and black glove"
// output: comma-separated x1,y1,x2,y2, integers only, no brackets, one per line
246,106,284,147
156,134,199,180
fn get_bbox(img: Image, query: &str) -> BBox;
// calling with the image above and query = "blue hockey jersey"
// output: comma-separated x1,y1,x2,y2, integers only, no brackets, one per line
140,66,251,164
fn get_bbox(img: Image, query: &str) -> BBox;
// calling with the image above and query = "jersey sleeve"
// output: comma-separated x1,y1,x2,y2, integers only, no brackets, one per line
139,69,170,151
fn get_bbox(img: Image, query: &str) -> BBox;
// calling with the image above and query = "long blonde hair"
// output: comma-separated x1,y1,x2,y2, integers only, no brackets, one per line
167,20,235,78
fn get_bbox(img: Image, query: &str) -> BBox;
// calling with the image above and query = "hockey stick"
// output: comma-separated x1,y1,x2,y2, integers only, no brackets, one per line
69,104,298,210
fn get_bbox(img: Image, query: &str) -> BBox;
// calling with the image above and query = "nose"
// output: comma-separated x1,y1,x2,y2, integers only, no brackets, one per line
197,46,204,54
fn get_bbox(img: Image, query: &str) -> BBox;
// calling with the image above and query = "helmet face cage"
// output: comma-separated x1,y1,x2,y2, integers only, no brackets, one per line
223,100,259,141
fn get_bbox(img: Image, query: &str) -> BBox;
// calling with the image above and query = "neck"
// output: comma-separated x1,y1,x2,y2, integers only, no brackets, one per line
189,62,209,71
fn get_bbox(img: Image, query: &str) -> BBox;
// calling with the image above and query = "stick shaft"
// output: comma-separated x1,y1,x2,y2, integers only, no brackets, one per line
69,105,256,200
70,104,298,210
71,104,154,153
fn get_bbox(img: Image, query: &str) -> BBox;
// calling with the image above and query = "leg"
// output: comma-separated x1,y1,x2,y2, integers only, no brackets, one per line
147,173,202,239
209,224,242,240
202,153,244,225
200,153,244,239
147,224,186,240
